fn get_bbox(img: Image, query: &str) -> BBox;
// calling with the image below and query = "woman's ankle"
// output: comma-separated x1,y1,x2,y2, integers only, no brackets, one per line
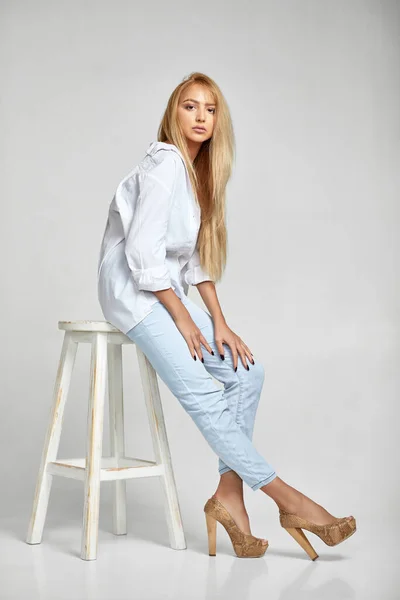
215,471,244,497
260,476,304,512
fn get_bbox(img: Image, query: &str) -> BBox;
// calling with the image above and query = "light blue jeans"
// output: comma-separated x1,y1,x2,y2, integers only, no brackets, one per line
126,295,277,491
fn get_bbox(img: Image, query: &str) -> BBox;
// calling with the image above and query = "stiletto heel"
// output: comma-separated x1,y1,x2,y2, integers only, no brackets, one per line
205,512,217,556
204,496,268,558
279,508,356,560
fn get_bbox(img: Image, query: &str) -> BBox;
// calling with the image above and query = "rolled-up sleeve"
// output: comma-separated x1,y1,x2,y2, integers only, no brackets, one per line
122,156,175,292
184,247,214,285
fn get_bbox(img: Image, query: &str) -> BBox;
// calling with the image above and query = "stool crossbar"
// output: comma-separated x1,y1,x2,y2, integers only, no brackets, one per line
26,320,186,560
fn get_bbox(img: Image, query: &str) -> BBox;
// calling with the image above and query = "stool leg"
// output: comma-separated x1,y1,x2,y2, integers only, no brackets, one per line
108,343,127,535
136,348,186,550
81,332,108,561
26,331,78,545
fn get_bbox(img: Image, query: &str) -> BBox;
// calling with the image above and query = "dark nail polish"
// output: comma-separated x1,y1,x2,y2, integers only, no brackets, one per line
246,365,249,370
211,350,215,355
201,358,204,363
220,354,225,360
193,355,197,360
251,360,255,365
234,366,237,372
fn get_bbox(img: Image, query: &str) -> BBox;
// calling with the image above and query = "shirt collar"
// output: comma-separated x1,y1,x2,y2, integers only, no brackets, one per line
146,141,185,161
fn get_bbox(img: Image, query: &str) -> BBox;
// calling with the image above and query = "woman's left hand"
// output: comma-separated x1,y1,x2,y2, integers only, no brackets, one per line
213,319,254,371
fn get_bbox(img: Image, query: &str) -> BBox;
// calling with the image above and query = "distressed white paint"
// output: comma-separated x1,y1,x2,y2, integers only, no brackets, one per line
26,331,78,545
81,331,108,560
26,320,186,560
107,343,127,535
136,347,187,551
47,457,162,481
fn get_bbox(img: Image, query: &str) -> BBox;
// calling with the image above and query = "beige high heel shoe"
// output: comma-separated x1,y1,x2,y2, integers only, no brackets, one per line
204,496,269,558
279,508,357,560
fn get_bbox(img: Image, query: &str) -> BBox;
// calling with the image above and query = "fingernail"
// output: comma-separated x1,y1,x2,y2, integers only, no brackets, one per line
246,365,249,370
220,354,225,360
211,350,214,355
193,355,197,361
234,366,237,372
201,358,204,363
251,360,255,365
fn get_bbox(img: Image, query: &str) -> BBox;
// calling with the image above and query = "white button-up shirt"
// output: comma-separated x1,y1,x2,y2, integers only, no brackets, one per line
97,141,213,334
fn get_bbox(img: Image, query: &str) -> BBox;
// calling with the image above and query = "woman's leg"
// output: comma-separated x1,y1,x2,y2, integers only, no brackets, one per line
179,298,355,528
126,299,277,493
127,298,353,530
179,296,265,478
178,296,270,536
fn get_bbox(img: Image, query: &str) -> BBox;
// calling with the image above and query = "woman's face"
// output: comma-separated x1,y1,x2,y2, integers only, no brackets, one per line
177,84,216,145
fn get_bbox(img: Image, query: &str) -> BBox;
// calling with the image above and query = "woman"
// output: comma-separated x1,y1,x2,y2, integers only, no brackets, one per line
97,72,356,559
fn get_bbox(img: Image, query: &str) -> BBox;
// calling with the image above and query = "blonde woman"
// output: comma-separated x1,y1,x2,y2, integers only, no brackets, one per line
97,72,356,559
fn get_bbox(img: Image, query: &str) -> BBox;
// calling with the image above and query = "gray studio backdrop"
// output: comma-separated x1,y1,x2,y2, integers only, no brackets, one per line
1,0,399,575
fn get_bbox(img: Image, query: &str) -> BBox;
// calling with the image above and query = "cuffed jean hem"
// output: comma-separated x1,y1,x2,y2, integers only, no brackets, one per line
251,471,278,491
218,466,233,476
219,467,277,491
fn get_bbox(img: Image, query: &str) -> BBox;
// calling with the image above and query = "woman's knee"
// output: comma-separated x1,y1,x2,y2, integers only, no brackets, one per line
248,360,265,391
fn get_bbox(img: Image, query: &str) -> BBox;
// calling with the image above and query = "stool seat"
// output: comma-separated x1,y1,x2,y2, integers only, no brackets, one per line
58,320,122,333
26,319,186,560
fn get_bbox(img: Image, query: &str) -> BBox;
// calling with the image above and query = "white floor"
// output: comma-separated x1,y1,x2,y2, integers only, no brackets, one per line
1,500,398,600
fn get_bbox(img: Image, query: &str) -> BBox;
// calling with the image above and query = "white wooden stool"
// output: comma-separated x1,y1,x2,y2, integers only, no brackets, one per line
26,320,186,560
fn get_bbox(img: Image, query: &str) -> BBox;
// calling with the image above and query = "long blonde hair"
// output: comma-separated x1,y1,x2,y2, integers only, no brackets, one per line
157,72,235,282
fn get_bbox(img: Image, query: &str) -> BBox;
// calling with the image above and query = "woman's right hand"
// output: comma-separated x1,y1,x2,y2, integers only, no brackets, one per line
174,312,214,362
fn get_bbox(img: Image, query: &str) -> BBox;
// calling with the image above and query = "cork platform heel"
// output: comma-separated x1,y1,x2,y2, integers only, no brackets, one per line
279,508,357,560
204,496,269,558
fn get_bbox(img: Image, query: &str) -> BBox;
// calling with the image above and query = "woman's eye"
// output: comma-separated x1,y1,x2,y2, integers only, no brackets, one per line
184,104,215,113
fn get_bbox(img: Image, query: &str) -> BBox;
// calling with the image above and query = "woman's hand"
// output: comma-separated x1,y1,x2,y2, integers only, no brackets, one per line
214,319,254,371
174,312,214,362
